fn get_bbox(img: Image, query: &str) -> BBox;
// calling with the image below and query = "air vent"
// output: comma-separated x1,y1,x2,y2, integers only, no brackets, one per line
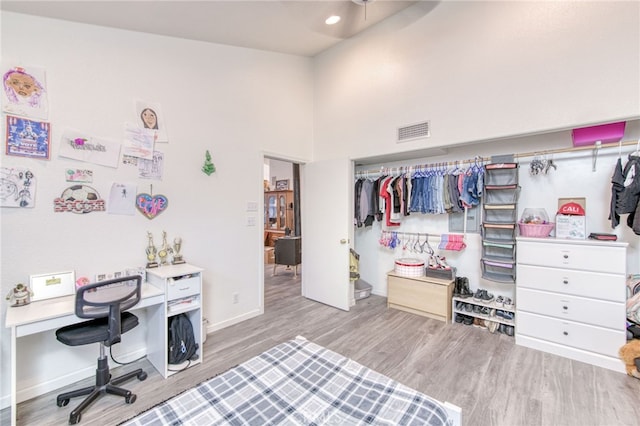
397,121,430,143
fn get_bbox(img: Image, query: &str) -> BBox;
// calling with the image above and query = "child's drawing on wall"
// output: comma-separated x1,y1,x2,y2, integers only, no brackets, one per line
135,100,168,143
2,65,49,119
0,166,36,208
5,115,51,159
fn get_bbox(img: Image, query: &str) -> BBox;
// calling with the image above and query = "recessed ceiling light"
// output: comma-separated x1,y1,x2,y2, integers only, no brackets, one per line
325,15,341,25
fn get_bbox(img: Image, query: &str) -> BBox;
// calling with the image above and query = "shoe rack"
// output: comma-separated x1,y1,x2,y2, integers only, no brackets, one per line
480,163,520,283
452,296,516,335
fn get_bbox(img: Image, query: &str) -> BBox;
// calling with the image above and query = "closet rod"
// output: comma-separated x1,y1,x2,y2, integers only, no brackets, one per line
512,138,638,160
356,138,638,176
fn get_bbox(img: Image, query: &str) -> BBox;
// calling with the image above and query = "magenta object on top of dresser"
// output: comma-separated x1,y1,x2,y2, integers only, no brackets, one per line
571,121,626,146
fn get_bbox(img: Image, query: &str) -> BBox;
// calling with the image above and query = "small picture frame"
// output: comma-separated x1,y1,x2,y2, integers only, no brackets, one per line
30,271,75,301
275,179,289,190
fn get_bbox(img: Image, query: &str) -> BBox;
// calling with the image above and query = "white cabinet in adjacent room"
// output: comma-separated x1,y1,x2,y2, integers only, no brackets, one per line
516,237,627,373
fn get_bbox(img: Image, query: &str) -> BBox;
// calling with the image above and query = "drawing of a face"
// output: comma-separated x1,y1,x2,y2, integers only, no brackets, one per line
6,72,39,98
141,108,158,129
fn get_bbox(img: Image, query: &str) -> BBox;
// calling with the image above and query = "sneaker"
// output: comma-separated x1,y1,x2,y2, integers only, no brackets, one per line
463,315,474,325
502,311,514,321
455,313,464,323
504,325,515,336
486,320,499,333
473,305,482,314
465,303,473,312
480,290,495,303
496,310,505,319
503,297,514,308
496,295,504,305
473,289,484,301
473,318,486,328
456,301,465,310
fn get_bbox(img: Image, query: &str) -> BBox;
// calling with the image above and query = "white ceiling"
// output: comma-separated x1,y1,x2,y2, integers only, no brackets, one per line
1,0,434,57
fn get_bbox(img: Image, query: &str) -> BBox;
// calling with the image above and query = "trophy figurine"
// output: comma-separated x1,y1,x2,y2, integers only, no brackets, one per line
158,231,172,266
172,237,185,264
146,231,158,268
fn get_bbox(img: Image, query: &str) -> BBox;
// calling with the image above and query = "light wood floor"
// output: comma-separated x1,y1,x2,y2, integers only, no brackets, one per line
4,266,640,425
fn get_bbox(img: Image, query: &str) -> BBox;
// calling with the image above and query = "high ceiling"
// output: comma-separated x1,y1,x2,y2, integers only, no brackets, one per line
1,1,434,57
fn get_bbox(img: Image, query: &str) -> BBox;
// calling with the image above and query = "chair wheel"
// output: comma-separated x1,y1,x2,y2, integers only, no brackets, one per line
126,393,137,404
57,398,69,407
69,412,80,424
137,371,147,381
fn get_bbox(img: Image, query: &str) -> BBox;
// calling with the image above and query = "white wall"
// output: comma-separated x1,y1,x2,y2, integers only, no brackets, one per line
1,12,313,405
264,158,293,190
314,0,639,305
313,1,639,160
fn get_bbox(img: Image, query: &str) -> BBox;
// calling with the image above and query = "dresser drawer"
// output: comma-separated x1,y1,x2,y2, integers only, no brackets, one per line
517,311,626,358
167,274,200,300
516,288,625,329
518,241,626,274
516,264,626,302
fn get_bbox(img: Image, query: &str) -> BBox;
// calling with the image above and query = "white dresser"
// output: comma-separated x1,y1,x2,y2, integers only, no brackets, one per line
516,237,627,373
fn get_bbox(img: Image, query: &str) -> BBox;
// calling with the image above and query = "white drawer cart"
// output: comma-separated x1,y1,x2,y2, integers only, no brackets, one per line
145,263,204,377
515,237,627,373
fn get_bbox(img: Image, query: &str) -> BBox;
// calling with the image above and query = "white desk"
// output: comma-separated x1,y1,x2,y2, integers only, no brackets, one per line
5,282,165,426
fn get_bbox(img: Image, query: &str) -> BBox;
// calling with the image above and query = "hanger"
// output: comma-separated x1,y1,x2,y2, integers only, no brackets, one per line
631,139,640,158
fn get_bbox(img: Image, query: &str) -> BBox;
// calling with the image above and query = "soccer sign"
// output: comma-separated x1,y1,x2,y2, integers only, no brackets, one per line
54,184,105,213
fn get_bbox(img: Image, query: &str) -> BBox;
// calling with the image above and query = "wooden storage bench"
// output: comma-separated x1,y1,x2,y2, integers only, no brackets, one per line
387,271,454,323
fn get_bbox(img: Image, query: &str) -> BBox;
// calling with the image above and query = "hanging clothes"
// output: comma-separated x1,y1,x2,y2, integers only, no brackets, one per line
615,154,640,234
380,175,400,227
609,157,623,228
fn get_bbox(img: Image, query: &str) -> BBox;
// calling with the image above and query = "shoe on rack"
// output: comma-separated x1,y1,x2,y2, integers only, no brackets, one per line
502,311,514,321
486,320,499,333
503,297,514,308
481,290,495,303
498,324,506,334
456,301,465,310
465,303,473,312
473,289,484,301
505,325,515,336
459,277,473,299
453,278,462,297
473,318,486,328
463,315,474,325
496,295,504,305
473,305,482,314
480,306,491,316
455,313,464,323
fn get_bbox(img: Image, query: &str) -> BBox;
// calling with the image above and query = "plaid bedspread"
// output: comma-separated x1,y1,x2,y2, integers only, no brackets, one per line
122,336,453,426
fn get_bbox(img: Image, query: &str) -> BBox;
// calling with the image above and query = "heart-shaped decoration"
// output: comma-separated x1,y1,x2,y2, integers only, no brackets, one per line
136,193,168,219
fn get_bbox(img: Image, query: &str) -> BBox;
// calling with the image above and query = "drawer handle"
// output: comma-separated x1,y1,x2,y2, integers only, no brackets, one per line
562,306,568,310
563,254,569,259
563,279,568,285
563,331,568,336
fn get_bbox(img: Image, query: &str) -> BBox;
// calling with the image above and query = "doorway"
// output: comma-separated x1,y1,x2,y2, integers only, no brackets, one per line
263,157,302,285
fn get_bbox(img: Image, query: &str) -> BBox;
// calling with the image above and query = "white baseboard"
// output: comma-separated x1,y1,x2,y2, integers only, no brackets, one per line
206,308,262,333
1,347,148,410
